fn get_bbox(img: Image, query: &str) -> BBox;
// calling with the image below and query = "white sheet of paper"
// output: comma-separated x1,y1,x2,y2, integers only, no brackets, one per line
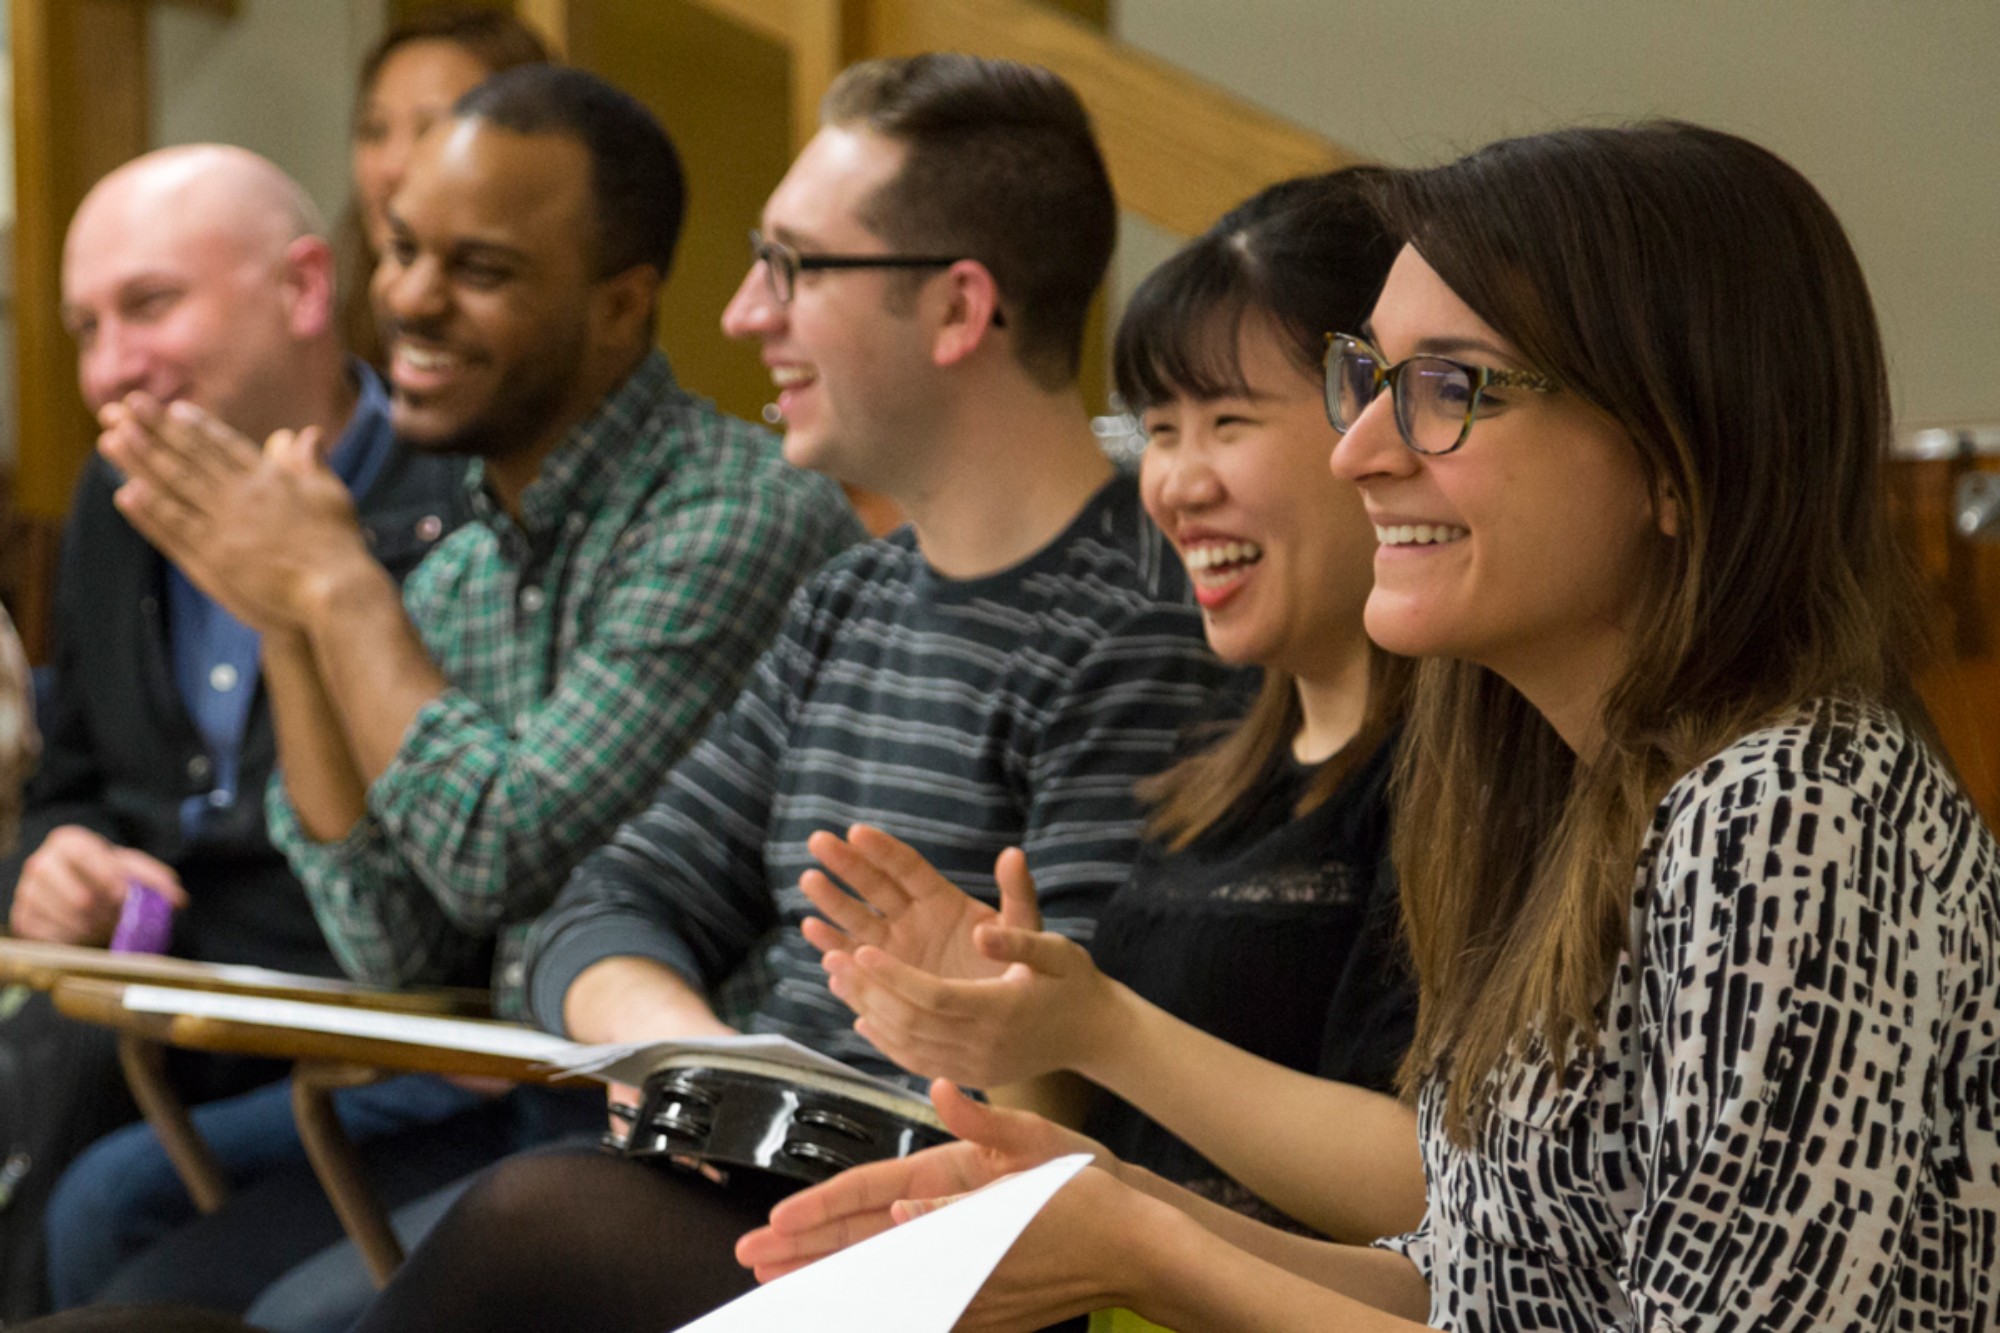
673,1153,1093,1333
118,985,582,1061
114,987,915,1100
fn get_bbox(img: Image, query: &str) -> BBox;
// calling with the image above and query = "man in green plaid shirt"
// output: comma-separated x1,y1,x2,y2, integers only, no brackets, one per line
91,67,857,1312
111,68,862,1022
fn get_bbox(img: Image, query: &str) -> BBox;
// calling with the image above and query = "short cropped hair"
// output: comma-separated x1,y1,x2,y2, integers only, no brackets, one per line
822,54,1115,390
455,65,686,280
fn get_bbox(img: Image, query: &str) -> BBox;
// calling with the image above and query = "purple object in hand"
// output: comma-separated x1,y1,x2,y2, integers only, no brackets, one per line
110,881,175,955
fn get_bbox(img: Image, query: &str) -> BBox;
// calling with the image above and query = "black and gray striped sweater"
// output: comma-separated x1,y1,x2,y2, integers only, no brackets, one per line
526,474,1238,1082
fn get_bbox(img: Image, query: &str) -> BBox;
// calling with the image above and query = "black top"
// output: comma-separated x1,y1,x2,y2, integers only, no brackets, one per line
1084,728,1413,1230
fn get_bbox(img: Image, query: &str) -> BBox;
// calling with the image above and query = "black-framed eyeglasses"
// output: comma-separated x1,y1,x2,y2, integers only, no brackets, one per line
1323,332,1559,456
748,229,969,306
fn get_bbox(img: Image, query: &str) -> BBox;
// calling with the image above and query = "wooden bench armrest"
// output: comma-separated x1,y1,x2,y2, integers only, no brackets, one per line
50,976,587,1287
0,937,491,1016
49,977,562,1083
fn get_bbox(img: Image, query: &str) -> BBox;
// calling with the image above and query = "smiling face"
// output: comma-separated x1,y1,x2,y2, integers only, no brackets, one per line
1331,246,1664,729
720,125,944,491
1139,314,1377,680
62,151,318,443
372,119,610,467
352,39,495,256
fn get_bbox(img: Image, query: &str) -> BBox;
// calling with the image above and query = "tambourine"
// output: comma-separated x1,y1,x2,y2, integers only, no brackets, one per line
604,1052,952,1186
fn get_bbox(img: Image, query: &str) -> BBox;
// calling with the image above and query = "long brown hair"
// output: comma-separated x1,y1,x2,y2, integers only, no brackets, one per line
1115,171,1411,850
1374,124,1936,1138
337,7,550,364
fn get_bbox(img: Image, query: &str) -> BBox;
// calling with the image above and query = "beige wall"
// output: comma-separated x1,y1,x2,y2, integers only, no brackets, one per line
569,0,795,428
127,1,2000,432
150,0,385,221
1114,0,2000,432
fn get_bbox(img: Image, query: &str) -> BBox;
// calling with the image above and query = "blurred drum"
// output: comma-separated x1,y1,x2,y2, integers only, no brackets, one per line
606,1052,951,1186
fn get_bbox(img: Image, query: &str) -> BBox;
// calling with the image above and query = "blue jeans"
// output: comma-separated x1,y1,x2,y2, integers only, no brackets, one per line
244,1170,479,1333
44,1072,491,1308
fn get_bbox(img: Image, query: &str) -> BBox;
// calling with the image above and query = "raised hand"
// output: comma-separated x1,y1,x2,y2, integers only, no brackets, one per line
797,825,1042,983
824,917,1114,1089
99,392,365,633
735,1080,1114,1282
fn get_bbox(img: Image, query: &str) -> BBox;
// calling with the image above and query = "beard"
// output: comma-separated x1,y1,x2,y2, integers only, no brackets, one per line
381,316,591,463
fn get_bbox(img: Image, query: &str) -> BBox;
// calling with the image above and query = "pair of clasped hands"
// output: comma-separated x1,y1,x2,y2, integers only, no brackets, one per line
99,391,364,638
10,395,346,948
737,826,1156,1331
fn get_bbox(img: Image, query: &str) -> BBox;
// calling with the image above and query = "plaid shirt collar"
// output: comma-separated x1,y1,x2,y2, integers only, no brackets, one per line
463,350,683,543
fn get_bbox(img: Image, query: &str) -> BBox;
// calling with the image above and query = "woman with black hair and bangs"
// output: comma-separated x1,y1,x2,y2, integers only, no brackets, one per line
743,123,2000,1333
791,166,1427,1246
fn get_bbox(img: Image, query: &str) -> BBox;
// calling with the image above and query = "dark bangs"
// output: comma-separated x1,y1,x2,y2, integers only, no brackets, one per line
1113,168,1396,414
1113,247,1263,411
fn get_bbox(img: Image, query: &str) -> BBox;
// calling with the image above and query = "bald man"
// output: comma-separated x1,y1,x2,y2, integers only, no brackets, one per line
10,144,464,960
0,145,467,1317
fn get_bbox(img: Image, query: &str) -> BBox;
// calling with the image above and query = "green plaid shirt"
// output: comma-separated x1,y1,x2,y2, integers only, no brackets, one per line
268,352,861,1018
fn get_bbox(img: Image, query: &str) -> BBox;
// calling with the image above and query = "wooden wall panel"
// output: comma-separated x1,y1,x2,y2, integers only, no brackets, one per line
10,0,159,656
568,0,798,428
1897,451,2000,828
863,0,1361,240
11,0,152,522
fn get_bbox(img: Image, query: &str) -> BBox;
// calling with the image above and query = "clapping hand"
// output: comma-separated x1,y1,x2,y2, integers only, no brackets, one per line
799,827,1115,1087
799,825,1041,982
100,393,363,633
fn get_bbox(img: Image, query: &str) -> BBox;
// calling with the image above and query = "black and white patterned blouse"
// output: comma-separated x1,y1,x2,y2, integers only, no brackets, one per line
1383,698,1999,1332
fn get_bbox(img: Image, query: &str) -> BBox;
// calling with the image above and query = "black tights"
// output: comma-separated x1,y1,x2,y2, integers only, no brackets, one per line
351,1142,791,1333
353,1140,1094,1333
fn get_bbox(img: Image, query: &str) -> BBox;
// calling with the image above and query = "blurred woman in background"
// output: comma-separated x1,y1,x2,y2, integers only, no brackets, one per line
338,7,548,363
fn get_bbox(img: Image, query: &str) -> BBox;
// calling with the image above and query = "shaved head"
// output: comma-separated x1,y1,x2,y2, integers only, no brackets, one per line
62,145,345,442
70,144,325,269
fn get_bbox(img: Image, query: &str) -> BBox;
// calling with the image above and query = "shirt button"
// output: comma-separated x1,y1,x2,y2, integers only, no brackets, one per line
207,789,233,809
513,711,533,735
502,961,526,988
186,754,213,783
518,586,546,614
563,513,586,537
208,663,240,692
416,514,445,543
